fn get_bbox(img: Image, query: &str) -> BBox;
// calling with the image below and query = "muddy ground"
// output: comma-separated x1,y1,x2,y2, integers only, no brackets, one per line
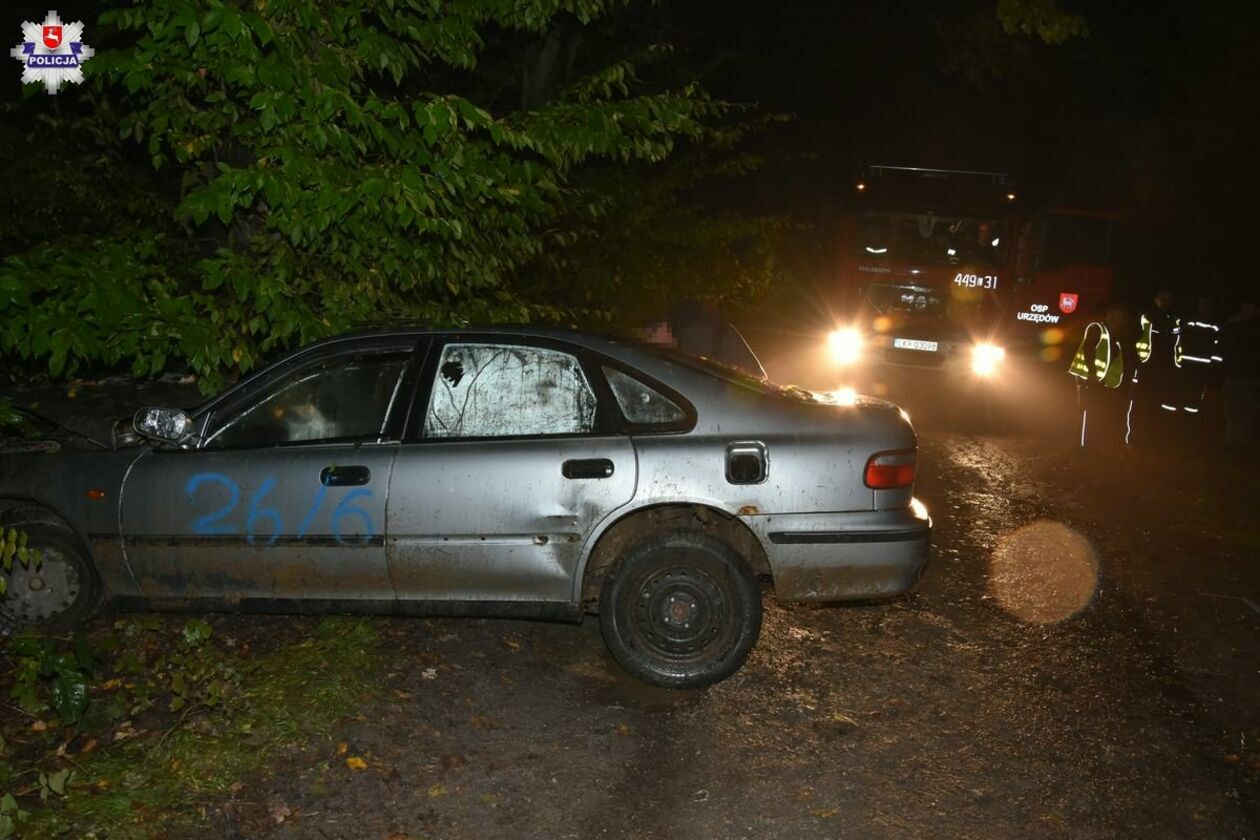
5,356,1259,839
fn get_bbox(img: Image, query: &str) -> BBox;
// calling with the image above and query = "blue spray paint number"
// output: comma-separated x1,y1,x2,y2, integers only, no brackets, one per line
186,472,374,544
331,488,374,546
187,473,239,535
245,478,282,546
296,484,328,539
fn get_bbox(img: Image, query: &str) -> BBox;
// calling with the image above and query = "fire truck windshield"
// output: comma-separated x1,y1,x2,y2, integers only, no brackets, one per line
854,211,1007,268
865,282,1001,319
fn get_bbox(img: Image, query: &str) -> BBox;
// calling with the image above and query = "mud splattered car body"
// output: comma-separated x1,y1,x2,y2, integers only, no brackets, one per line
1,328,930,686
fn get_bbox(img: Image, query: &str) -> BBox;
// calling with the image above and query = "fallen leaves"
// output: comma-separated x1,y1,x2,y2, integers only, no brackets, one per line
267,800,292,824
345,756,368,771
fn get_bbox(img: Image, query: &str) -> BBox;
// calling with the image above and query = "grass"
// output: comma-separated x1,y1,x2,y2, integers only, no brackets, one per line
6,616,382,839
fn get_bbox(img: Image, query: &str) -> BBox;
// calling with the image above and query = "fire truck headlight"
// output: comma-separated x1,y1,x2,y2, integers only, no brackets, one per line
971,343,1006,376
827,328,863,365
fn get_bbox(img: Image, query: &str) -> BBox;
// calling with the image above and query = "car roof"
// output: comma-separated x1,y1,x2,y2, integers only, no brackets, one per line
313,324,642,358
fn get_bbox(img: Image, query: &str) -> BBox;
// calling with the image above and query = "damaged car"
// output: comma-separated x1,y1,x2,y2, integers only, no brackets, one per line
0,328,930,688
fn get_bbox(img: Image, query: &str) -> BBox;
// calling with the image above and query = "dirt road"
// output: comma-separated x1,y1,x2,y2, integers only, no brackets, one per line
204,428,1258,838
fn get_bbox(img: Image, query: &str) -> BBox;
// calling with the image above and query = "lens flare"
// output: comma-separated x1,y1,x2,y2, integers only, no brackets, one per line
971,343,1006,376
989,521,1098,624
1041,327,1066,346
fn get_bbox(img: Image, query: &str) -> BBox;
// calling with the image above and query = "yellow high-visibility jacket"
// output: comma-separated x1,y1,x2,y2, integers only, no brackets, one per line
1069,322,1124,389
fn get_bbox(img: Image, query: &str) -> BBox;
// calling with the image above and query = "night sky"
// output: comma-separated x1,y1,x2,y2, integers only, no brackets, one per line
667,0,1260,308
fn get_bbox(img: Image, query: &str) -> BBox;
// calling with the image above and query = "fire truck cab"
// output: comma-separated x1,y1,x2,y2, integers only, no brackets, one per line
828,165,1115,384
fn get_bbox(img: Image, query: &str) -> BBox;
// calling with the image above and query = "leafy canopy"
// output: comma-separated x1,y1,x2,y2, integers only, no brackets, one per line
1,0,729,392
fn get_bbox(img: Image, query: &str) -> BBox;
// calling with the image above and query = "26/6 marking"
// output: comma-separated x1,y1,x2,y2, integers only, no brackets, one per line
185,473,374,545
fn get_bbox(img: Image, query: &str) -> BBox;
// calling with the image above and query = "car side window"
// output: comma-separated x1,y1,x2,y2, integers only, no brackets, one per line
603,367,686,426
205,352,410,449
424,343,597,439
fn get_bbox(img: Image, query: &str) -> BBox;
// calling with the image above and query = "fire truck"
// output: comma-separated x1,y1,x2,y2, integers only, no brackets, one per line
827,165,1116,383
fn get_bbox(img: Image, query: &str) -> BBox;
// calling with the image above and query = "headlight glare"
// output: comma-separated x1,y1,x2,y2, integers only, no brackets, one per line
971,343,1006,376
827,328,863,365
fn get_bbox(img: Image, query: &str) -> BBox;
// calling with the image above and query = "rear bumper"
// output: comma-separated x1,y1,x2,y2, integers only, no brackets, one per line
744,501,931,603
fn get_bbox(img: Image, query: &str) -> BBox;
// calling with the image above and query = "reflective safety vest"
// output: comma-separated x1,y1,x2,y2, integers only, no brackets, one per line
1069,321,1124,388
1176,319,1221,367
1136,314,1152,363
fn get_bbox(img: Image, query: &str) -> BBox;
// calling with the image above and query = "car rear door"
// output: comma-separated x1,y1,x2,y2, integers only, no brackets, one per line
119,338,423,603
387,337,636,605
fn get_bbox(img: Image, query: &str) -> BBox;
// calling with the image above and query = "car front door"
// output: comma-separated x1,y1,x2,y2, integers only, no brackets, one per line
387,339,636,605
119,339,421,604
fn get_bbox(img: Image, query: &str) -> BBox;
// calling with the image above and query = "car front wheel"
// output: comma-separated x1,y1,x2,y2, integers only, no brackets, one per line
1,519,99,633
599,531,761,689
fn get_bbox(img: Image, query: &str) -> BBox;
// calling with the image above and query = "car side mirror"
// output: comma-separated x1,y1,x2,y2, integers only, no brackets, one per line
133,407,194,445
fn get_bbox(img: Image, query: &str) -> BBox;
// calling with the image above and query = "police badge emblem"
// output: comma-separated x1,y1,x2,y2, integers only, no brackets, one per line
11,10,94,94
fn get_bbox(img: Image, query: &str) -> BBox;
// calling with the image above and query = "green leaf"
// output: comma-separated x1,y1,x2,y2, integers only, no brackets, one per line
182,618,213,647
47,768,72,796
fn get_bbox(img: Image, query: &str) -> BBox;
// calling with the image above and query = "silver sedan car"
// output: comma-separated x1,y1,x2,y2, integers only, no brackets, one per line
0,328,930,688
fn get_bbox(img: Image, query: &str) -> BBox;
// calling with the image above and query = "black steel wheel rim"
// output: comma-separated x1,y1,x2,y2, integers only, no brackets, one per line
631,562,731,660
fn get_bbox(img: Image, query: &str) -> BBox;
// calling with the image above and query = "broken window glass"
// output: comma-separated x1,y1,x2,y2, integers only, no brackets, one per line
424,344,597,439
603,367,685,426
207,352,410,449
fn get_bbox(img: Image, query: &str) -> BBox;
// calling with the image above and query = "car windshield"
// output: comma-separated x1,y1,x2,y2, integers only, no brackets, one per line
855,211,1007,268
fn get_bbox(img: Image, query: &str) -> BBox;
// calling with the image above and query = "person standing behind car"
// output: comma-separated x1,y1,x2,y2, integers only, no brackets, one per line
639,299,768,378
1221,300,1259,450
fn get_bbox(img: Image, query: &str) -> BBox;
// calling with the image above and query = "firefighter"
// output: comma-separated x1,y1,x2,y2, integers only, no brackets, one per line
1130,289,1181,446
1069,310,1126,449
1176,296,1222,415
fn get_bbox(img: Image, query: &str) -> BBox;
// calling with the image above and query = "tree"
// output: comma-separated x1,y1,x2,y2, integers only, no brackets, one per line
0,0,754,393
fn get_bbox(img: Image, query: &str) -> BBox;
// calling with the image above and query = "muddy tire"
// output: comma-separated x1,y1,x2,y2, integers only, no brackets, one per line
599,531,761,689
0,518,99,633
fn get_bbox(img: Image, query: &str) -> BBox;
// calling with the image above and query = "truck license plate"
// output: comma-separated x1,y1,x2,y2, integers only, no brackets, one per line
892,338,939,352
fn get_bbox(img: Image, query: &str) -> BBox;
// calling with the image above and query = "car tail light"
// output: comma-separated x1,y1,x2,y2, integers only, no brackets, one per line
864,450,916,489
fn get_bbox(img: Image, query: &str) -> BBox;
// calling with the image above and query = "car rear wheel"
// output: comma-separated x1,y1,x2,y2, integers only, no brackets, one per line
1,519,99,633
599,531,761,689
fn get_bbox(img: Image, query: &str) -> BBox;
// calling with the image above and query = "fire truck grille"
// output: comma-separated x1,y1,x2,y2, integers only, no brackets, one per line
884,348,946,367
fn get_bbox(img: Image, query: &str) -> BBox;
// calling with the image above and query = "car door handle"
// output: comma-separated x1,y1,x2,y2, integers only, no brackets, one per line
562,458,614,480
321,465,371,486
